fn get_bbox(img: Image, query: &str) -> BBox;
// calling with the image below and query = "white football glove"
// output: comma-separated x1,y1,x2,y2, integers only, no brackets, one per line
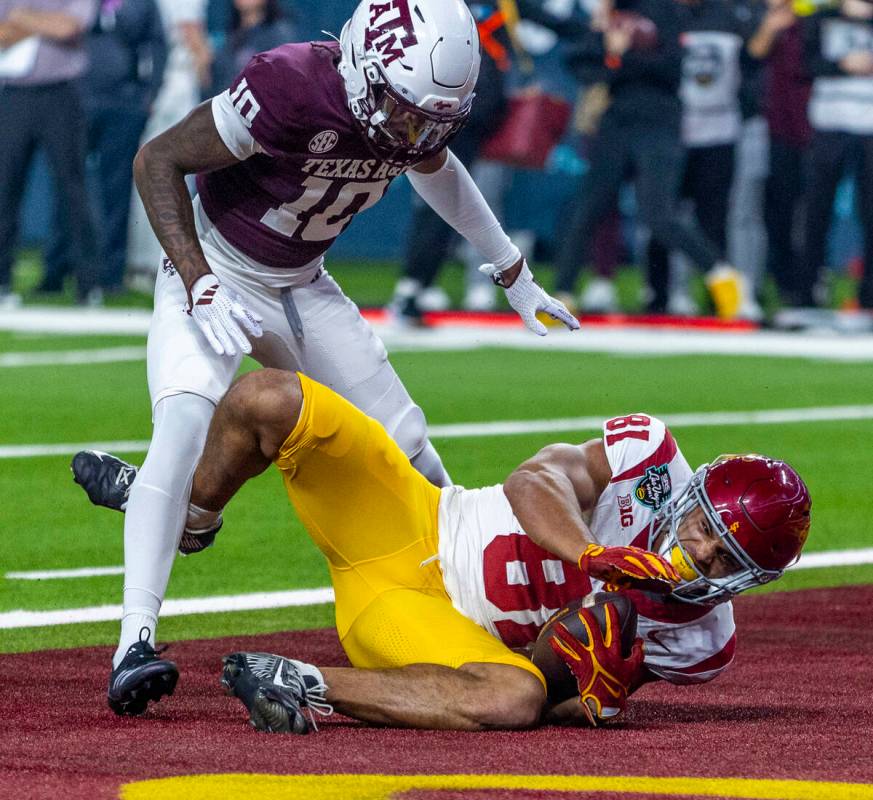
187,274,263,357
480,260,580,336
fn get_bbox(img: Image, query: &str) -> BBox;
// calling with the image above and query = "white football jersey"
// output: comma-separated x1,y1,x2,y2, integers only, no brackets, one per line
437,414,737,685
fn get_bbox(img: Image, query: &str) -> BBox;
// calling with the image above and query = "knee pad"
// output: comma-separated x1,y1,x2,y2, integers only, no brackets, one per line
388,403,429,462
138,393,215,490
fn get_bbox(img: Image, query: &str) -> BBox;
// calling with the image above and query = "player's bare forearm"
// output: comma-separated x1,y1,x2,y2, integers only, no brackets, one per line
503,440,611,563
133,101,238,293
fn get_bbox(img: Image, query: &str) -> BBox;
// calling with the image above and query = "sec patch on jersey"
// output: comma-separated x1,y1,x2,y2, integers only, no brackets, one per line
531,592,638,705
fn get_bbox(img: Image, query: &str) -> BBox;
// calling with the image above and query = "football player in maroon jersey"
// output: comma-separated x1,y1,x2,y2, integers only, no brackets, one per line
73,0,579,718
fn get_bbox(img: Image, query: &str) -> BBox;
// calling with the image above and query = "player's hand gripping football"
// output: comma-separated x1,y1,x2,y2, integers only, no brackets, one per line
578,543,681,594
187,274,263,357
548,604,645,727
479,259,580,336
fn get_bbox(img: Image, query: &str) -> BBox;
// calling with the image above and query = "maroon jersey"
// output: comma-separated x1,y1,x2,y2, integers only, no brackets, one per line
197,42,407,269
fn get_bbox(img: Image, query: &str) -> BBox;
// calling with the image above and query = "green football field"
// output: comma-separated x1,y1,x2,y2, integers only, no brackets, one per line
2,319,872,656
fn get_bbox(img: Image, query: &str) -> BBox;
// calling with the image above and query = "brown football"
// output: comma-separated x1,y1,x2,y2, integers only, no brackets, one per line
531,592,639,705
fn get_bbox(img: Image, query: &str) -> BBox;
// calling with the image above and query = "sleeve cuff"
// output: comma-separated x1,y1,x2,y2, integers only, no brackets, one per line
211,91,264,161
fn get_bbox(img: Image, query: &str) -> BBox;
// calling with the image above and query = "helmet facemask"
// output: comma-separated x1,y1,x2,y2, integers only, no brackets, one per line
355,66,472,165
648,467,786,605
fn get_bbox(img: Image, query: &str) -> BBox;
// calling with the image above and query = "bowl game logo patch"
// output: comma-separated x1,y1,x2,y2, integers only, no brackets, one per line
634,464,672,511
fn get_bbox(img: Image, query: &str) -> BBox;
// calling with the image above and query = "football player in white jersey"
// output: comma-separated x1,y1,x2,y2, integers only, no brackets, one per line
71,0,579,717
84,368,810,731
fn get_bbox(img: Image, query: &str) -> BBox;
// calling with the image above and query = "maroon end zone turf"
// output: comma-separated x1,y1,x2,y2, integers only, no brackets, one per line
2,586,872,799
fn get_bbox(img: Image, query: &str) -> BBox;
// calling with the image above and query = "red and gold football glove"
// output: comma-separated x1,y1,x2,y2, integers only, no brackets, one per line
548,604,645,727
577,543,681,593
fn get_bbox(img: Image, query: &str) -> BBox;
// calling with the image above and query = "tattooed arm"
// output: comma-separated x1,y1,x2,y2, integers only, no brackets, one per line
132,101,238,298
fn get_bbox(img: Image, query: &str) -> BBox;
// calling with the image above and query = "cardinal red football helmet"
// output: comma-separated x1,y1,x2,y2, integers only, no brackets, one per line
649,454,811,604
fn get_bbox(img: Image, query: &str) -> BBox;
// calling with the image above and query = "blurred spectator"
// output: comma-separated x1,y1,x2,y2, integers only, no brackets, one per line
556,0,745,319
727,0,768,310
0,0,97,305
57,0,167,304
646,0,758,318
205,0,295,98
126,0,209,283
748,0,812,308
388,0,585,324
800,0,873,309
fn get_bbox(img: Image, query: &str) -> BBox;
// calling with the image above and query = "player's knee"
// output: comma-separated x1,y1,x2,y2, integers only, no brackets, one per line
462,665,545,730
225,369,302,455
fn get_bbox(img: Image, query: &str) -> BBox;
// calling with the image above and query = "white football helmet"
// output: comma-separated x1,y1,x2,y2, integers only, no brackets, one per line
337,0,480,164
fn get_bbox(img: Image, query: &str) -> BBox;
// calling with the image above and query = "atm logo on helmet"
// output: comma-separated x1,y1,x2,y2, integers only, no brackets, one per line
366,0,419,66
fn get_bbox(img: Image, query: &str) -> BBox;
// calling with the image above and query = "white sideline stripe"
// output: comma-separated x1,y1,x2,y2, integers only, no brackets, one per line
5,404,873,460
2,548,872,629
2,307,873,361
0,346,146,368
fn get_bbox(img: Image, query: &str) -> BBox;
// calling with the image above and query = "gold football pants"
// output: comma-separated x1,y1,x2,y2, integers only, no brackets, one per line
275,373,544,685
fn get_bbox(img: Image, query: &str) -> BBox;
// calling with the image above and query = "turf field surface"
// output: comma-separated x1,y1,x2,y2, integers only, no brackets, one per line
2,586,871,799
2,311,872,799
3,319,873,654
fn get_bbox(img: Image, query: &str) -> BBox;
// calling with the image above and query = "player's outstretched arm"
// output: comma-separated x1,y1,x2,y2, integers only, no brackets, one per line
408,150,579,335
133,102,262,356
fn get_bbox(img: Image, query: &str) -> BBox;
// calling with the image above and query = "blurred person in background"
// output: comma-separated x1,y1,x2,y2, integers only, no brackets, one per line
387,0,585,324
727,0,768,317
0,0,97,306
387,1,509,325
555,0,747,320
204,0,295,98
799,0,873,311
747,0,812,309
645,0,759,319
48,0,167,305
126,0,210,287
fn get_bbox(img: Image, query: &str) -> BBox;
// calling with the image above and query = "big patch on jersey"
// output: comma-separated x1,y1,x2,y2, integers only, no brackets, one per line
531,592,638,704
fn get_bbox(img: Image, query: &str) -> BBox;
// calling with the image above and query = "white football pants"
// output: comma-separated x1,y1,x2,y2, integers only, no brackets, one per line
119,202,449,661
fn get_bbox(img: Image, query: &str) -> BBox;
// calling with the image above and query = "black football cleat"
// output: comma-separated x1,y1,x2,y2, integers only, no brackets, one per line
108,638,179,716
221,652,332,734
71,450,138,512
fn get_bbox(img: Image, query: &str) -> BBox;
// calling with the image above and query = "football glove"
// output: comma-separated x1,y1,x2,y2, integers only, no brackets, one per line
187,274,263,357
578,543,681,594
480,260,580,336
548,605,644,727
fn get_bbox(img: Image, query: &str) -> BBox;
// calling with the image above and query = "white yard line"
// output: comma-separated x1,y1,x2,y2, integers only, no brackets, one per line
5,566,125,580
0,346,146,368
4,404,873,460
0,440,150,459
2,548,871,629
0,588,335,629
